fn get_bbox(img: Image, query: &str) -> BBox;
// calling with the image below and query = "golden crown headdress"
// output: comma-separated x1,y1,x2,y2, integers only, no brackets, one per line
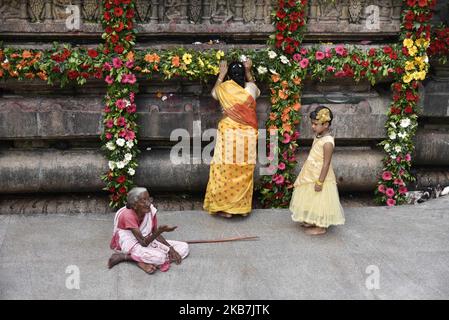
316,108,331,124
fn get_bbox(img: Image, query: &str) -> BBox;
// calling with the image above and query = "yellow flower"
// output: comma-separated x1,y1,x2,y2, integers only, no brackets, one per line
182,53,192,65
403,38,414,49
405,61,415,71
414,71,426,80
216,50,224,60
198,57,205,68
415,38,426,48
403,74,413,83
408,46,418,57
211,65,219,75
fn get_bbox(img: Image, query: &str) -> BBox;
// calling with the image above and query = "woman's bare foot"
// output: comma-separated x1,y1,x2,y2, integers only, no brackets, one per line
108,253,128,269
299,222,315,228
217,211,233,218
137,262,157,274
305,227,327,235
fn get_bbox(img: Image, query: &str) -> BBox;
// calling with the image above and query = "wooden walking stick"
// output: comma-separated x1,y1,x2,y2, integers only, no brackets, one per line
186,236,259,244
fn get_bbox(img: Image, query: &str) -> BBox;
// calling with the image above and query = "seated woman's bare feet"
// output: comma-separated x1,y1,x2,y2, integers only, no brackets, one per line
305,227,327,235
108,253,128,269
137,262,157,274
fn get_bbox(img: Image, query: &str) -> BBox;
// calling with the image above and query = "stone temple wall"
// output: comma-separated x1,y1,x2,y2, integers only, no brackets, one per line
1,0,449,195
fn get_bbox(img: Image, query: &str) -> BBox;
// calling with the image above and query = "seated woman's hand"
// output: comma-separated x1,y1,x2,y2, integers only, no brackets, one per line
157,225,177,234
168,247,182,264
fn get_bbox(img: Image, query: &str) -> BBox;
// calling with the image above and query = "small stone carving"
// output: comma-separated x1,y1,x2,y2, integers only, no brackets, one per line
210,0,233,23
82,0,100,22
189,0,202,23
0,0,22,19
348,0,363,24
136,0,150,22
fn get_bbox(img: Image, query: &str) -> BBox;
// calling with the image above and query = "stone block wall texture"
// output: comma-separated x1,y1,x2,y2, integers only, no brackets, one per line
1,0,449,194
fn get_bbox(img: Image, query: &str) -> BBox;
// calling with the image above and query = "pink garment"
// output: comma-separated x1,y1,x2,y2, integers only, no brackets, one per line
110,205,189,266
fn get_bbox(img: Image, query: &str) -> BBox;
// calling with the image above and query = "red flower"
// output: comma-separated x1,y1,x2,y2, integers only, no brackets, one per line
114,7,124,17
104,11,111,21
116,175,126,184
276,10,287,19
119,187,127,194
418,0,428,7
114,45,124,54
405,106,414,114
407,0,417,6
88,49,98,58
383,46,392,54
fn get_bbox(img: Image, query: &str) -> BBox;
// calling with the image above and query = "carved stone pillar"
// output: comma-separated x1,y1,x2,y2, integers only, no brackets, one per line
44,0,53,22
255,0,265,23
180,0,189,23
20,0,28,19
202,0,211,23
309,0,318,23
340,0,349,23
234,0,244,23
392,0,402,22
150,0,159,23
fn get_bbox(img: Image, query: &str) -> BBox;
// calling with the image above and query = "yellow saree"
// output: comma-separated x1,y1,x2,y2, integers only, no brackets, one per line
203,80,258,215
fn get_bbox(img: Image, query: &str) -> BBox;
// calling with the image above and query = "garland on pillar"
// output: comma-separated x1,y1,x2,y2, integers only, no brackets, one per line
100,0,139,207
375,0,436,206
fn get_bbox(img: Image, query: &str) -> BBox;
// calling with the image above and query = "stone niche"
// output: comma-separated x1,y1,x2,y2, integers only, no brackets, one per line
0,0,405,40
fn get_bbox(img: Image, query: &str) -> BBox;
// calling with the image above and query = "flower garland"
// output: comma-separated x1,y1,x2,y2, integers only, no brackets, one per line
0,0,445,208
375,0,436,206
101,0,139,207
428,25,449,64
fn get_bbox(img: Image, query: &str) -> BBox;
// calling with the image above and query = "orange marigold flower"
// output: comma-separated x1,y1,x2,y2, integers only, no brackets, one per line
126,51,135,61
282,123,292,133
25,72,35,79
281,113,290,122
37,71,47,80
271,74,280,83
271,97,278,104
278,89,288,100
269,113,277,121
293,103,301,111
281,80,289,89
172,56,180,67
293,77,301,85
144,53,160,63
22,50,32,59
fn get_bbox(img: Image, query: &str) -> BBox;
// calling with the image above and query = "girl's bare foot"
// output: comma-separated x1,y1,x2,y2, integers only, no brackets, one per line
305,227,327,235
137,262,157,274
108,253,128,269
299,222,315,228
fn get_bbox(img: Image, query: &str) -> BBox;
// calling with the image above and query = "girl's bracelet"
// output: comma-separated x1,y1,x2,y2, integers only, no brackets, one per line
315,180,323,186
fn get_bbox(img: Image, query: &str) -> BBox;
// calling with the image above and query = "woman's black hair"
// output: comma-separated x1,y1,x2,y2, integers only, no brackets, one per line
227,61,245,88
309,105,333,126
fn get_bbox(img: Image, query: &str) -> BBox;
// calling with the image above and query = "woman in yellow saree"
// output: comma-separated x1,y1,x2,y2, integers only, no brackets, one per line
203,59,260,218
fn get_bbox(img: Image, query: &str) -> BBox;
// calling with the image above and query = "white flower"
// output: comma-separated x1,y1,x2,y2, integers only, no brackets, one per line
162,96,168,101
126,140,134,148
128,168,135,176
269,69,278,74
395,145,402,153
389,132,397,140
268,50,277,59
398,132,407,139
390,122,397,129
106,141,116,150
400,118,411,128
239,54,248,62
116,161,125,169
384,143,390,151
124,153,133,161
116,138,125,147
257,66,268,74
280,55,290,64
424,55,429,63
108,161,115,170
391,154,397,160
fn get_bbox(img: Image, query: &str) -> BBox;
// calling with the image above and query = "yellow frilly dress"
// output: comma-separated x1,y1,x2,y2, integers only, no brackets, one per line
289,135,345,228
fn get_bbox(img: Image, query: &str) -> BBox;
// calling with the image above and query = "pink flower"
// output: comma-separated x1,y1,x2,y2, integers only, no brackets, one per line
385,188,395,198
273,174,285,185
117,117,126,127
127,104,137,114
103,62,112,71
399,186,408,195
335,70,346,78
378,185,386,193
292,131,300,140
299,58,309,69
125,130,135,141
122,74,137,84
382,171,393,181
112,57,123,69
278,162,286,170
394,178,404,185
282,151,288,160
315,51,325,60
335,45,347,56
405,154,412,162
288,156,296,162
282,133,291,144
293,53,302,62
105,75,114,85
104,106,111,113
105,132,112,140
326,66,336,72
386,198,396,206
125,60,134,69
130,92,135,103
396,156,402,163
300,48,308,55
105,119,114,128
399,169,405,176
325,48,332,58
119,129,127,138
116,99,126,110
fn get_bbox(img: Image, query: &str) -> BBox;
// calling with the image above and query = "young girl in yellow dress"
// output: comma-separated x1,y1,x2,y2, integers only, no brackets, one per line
289,106,345,235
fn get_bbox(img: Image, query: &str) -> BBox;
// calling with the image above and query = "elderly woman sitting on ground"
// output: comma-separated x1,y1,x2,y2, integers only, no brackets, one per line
108,187,189,274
